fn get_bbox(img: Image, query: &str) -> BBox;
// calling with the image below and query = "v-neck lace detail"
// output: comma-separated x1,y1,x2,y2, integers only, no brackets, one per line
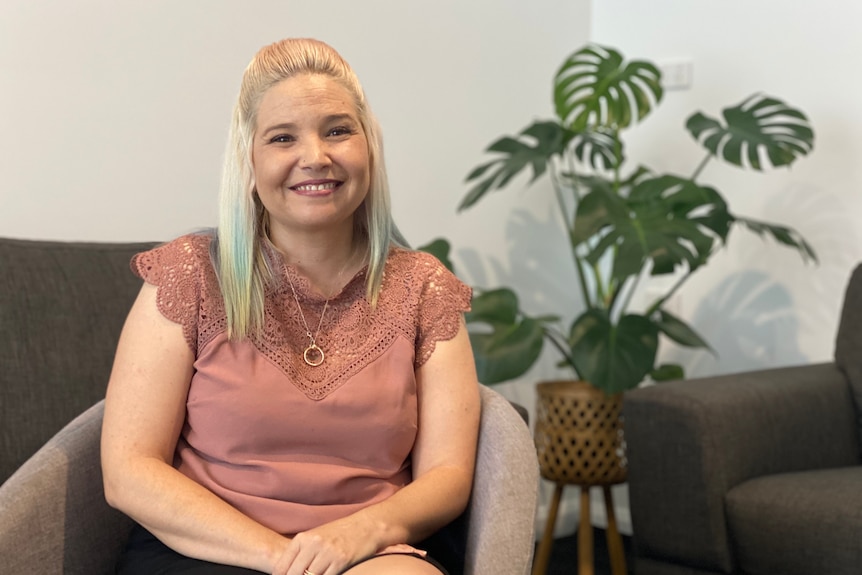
131,232,472,400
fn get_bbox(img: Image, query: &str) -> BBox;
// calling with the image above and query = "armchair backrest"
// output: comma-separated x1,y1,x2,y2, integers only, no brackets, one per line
835,263,862,451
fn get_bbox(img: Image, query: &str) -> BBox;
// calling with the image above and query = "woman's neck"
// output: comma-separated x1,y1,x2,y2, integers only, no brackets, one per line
268,225,366,298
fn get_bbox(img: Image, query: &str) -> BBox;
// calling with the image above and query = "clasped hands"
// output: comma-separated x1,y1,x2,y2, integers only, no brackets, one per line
269,518,425,575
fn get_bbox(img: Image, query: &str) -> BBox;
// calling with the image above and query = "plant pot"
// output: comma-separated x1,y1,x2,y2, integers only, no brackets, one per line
534,380,627,486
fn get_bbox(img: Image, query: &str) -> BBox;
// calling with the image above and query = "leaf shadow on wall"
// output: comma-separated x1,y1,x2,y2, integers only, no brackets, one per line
660,181,861,379
456,206,584,329
663,271,808,379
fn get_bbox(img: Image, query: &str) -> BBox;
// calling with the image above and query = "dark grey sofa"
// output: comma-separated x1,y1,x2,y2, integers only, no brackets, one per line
624,264,862,575
0,236,539,575
0,238,156,485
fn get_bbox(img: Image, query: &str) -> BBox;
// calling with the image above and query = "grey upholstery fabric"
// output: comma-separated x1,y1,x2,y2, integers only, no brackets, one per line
0,401,133,575
726,467,862,575
835,263,862,451
633,557,724,575
0,389,536,575
0,237,155,483
0,236,539,575
625,363,860,574
466,386,539,575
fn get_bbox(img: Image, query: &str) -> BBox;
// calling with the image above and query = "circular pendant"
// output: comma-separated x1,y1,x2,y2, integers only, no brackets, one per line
303,344,324,367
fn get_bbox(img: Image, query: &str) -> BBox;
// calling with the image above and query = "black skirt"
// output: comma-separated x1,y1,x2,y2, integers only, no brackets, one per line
116,522,463,575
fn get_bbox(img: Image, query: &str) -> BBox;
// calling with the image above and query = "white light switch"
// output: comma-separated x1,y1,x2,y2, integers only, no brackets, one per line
658,59,693,91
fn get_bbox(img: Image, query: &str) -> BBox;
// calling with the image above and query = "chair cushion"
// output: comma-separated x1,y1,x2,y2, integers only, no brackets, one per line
725,467,862,575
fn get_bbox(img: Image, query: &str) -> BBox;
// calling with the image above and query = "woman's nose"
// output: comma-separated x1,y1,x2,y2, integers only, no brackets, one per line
299,137,330,169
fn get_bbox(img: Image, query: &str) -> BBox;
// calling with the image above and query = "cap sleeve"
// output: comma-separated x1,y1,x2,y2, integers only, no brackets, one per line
414,252,473,368
131,234,212,354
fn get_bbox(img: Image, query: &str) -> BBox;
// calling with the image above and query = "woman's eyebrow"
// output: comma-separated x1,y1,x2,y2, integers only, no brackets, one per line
260,114,357,137
260,122,297,137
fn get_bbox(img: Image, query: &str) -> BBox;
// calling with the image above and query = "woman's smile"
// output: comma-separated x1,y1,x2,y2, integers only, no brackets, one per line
290,179,343,196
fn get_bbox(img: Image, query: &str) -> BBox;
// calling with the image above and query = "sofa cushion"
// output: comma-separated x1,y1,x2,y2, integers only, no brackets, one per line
725,467,862,575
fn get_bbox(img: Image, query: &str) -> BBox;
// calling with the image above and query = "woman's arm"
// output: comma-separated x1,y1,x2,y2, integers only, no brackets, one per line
274,318,481,575
101,283,291,572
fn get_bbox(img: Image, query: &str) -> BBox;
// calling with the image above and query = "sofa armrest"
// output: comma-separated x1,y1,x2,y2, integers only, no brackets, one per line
0,401,133,575
623,362,859,573
465,385,539,575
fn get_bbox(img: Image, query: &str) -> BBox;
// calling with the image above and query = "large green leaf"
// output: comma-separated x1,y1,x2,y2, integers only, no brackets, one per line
459,121,572,211
735,216,818,263
554,44,663,131
572,175,733,285
686,93,814,170
469,316,545,384
466,288,519,327
570,127,624,171
568,309,658,393
654,309,711,350
650,363,685,382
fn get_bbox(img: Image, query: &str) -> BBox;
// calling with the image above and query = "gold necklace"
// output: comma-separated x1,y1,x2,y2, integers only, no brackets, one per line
284,254,353,367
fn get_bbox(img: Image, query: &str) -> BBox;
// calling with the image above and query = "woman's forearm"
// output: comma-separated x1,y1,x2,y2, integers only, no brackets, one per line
329,462,475,550
104,455,289,572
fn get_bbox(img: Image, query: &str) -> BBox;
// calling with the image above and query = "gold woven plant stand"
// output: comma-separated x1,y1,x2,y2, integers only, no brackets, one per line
531,380,627,575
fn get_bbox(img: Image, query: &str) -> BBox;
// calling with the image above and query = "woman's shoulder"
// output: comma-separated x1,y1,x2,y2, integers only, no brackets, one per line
152,231,215,261
387,246,451,277
384,246,471,301
132,230,216,279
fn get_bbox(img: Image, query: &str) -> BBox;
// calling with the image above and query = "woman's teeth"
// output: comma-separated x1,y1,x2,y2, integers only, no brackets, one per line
294,183,338,191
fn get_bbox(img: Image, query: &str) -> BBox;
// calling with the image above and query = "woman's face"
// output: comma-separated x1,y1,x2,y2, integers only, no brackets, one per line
252,74,370,244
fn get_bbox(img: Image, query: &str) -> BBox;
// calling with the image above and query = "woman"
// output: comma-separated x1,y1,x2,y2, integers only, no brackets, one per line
101,37,480,575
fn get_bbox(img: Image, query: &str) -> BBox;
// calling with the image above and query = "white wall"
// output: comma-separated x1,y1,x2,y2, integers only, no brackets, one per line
592,0,862,376
0,0,587,249
0,0,592,539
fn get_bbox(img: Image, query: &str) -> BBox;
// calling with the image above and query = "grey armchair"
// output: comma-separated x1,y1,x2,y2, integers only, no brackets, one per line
0,237,539,575
624,264,862,575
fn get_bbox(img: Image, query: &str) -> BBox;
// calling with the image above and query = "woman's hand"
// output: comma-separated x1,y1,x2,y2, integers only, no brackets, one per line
271,517,393,575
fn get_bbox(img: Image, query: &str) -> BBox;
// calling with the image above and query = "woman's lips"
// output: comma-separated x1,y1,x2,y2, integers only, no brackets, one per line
290,180,342,196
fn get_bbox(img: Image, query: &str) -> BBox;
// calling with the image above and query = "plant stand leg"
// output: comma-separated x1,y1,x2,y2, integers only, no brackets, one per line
578,485,594,575
603,485,627,575
532,482,564,575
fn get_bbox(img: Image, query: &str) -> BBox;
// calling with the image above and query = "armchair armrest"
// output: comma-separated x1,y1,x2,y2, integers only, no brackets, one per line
465,385,539,575
623,363,859,573
0,401,132,575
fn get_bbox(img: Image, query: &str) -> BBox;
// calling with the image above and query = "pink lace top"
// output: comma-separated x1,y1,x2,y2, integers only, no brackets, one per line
131,233,472,536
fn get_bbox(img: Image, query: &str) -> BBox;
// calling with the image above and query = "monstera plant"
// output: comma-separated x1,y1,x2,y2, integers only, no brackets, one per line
441,43,816,395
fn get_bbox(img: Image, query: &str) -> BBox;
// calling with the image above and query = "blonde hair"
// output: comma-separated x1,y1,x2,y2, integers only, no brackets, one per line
216,38,406,339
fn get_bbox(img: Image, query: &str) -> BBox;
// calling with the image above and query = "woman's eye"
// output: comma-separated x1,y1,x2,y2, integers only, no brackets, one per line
270,134,294,144
328,126,353,137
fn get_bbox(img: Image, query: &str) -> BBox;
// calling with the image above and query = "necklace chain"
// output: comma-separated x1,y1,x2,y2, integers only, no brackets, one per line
285,253,353,367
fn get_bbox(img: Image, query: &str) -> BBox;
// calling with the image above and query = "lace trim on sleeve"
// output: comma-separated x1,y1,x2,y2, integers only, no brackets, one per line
130,235,211,354
414,253,472,368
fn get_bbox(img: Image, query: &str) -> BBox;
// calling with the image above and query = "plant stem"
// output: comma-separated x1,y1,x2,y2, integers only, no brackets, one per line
612,126,623,192
691,153,712,182
591,259,607,309
645,267,694,316
552,157,593,309
543,325,578,376
611,268,643,319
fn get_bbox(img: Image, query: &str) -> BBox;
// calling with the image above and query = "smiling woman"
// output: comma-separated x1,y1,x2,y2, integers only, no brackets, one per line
100,38,481,575
252,74,371,266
